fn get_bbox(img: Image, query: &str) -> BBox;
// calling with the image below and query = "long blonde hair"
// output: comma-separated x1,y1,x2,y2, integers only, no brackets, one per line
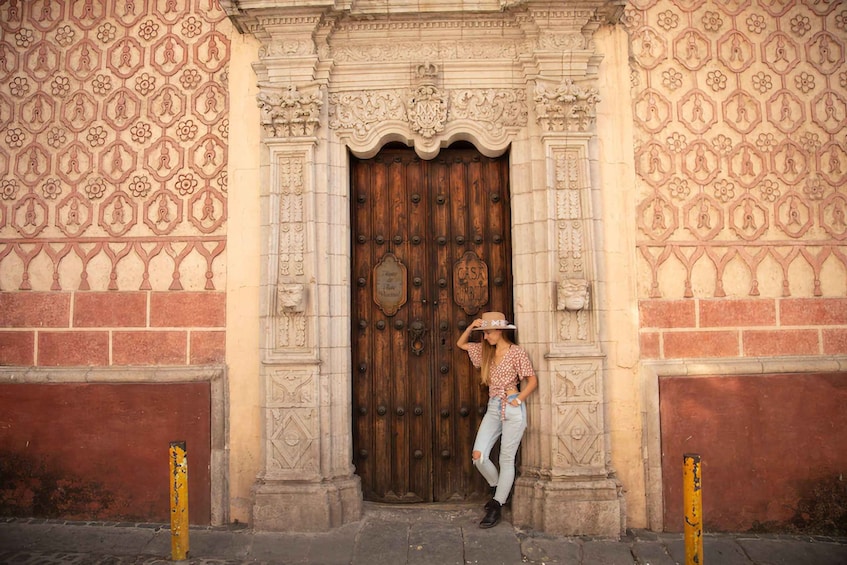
477,332,513,386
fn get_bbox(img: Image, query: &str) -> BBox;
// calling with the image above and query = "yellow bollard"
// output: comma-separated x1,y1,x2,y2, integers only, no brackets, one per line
683,453,703,565
169,441,189,561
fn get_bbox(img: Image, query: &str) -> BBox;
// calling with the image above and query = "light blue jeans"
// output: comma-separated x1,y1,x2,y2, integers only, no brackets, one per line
472,394,527,505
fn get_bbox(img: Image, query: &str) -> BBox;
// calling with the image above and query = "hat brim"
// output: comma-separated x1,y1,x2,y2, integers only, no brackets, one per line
471,324,517,331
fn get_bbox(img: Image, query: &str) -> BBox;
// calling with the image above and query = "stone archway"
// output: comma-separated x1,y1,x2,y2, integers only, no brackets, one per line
221,0,627,536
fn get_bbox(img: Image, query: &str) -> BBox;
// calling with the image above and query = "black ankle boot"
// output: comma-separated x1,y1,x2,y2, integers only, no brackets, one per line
484,486,497,511
479,499,501,528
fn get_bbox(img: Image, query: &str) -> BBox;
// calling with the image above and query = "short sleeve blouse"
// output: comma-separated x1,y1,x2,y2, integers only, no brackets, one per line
466,342,535,404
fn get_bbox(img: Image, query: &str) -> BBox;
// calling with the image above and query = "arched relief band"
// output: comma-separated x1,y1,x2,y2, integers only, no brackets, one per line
328,88,528,160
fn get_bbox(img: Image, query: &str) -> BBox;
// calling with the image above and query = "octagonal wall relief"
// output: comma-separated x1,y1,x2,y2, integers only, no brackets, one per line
0,1,231,292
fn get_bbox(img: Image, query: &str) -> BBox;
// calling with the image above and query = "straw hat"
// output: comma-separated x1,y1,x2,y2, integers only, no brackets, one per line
472,311,517,331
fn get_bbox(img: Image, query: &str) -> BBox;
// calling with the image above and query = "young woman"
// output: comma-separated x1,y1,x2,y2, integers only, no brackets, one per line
456,311,538,528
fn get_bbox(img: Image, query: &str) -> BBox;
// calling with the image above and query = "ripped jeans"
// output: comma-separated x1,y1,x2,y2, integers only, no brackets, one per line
472,394,527,505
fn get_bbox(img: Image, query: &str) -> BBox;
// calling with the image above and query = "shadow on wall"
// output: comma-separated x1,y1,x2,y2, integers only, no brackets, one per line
0,449,123,520
660,373,847,534
0,382,212,524
751,475,847,536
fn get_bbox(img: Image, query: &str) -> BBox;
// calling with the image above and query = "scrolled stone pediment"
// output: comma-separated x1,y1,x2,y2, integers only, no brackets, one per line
328,87,527,159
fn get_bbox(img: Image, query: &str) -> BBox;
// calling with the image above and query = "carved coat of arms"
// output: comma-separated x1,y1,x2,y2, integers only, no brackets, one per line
406,84,448,139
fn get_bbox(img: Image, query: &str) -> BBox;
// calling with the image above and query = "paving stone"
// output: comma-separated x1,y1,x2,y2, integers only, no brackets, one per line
630,540,677,565
351,518,410,565
582,540,638,565
665,536,752,565
737,537,847,565
187,529,253,561
462,522,523,565
406,521,464,565
520,535,581,563
248,531,313,563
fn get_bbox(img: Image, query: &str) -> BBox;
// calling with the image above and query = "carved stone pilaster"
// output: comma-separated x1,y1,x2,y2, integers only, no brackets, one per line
549,143,600,352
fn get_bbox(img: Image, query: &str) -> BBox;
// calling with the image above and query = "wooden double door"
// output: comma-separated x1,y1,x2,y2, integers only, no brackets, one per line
351,144,513,502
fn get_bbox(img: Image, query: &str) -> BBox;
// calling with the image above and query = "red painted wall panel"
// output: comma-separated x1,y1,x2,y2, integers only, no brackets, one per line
0,382,211,524
660,373,847,533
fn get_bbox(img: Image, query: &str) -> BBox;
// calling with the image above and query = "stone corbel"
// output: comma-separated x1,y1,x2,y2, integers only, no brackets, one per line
277,282,306,314
557,278,589,311
535,79,600,133
257,84,323,138
557,278,590,342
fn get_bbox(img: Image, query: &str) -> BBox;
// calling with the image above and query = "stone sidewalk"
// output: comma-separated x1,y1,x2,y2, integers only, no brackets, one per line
1,503,846,564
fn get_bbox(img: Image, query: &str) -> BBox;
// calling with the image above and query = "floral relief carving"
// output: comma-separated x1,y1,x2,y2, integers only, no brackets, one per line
450,90,528,136
328,91,406,138
553,146,596,347
257,85,322,138
275,154,308,351
330,41,518,63
328,88,527,145
535,79,601,133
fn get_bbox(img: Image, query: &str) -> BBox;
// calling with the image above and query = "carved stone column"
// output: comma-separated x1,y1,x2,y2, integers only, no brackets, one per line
226,6,363,531
511,76,624,538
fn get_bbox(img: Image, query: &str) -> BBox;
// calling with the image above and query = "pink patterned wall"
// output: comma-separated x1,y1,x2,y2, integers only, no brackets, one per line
0,0,230,367
626,0,847,359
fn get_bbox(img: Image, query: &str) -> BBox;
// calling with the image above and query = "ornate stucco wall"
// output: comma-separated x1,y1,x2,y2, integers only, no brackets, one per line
0,1,233,523
628,0,846,321
626,0,847,532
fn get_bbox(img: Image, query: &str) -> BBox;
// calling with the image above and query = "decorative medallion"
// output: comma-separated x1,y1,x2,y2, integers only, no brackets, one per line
453,251,489,315
406,84,448,139
373,252,407,316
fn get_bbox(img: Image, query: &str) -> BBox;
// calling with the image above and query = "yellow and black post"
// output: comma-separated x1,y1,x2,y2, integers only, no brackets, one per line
683,453,703,565
169,441,189,561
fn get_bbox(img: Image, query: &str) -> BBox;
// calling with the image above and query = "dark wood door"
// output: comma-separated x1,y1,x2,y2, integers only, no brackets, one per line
351,144,513,503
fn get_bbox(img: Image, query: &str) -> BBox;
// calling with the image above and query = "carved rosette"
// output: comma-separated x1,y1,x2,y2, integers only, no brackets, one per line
535,80,601,133
257,85,323,138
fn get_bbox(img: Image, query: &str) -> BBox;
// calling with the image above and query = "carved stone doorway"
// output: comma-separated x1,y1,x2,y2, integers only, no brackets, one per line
351,144,513,502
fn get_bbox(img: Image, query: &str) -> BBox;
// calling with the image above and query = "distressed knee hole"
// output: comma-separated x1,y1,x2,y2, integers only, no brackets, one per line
472,450,482,461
